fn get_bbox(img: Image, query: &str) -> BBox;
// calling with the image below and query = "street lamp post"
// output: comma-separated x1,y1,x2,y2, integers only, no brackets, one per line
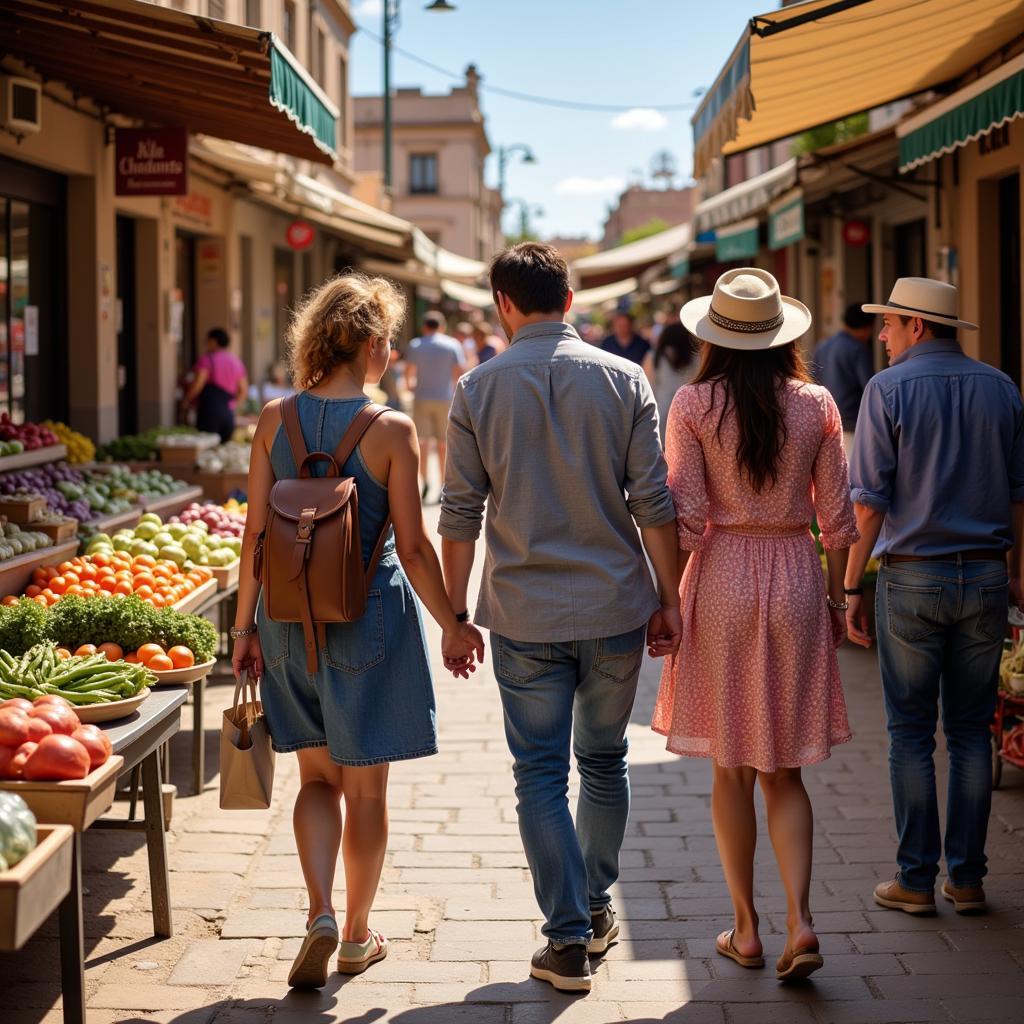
497,143,536,198
508,198,543,240
383,1,456,195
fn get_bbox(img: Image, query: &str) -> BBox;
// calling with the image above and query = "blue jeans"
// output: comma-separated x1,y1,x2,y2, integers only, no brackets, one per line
492,626,647,945
876,558,1007,892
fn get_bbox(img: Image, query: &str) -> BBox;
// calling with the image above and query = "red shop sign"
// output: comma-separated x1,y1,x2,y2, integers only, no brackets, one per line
115,127,188,196
286,220,316,251
843,219,871,248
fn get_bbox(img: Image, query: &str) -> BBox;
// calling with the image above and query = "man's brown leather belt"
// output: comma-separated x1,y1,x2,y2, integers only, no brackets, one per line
882,550,1006,565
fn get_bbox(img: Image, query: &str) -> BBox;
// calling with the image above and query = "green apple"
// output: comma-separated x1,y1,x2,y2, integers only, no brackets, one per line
225,537,242,555
134,521,159,541
152,531,174,548
112,536,132,552
159,544,188,567
139,513,162,527
167,522,188,540
190,520,209,534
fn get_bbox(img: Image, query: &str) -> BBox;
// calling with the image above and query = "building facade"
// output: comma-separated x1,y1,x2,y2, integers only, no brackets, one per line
602,185,696,249
353,66,503,262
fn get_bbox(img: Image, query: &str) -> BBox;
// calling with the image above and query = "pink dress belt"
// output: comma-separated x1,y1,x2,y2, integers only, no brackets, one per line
711,523,811,539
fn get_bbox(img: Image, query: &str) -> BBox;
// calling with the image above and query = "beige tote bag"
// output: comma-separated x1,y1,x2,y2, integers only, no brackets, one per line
219,672,275,810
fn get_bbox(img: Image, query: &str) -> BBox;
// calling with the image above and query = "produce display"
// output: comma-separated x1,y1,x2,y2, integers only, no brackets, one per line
159,431,220,449
196,442,251,474
0,688,116,781
0,463,94,521
88,465,188,501
170,501,246,540
0,792,36,870
95,426,197,463
0,415,60,455
123,642,197,672
0,520,54,562
1000,639,1024,694
0,499,72,529
89,511,241,568
40,422,95,464
14,551,215,608
0,643,153,706
0,594,217,663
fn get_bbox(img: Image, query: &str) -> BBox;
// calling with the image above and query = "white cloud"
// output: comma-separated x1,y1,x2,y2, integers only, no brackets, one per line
610,108,669,132
353,0,383,17
554,175,625,196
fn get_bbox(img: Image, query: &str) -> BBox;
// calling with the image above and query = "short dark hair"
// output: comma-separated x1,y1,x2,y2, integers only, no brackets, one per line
489,242,570,315
423,311,447,331
207,327,230,348
898,315,957,340
843,305,875,330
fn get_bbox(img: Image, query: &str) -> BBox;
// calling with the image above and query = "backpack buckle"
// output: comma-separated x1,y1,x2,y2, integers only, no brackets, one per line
296,508,316,544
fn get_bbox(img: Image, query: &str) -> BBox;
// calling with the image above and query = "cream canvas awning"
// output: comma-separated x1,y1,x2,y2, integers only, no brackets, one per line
441,279,495,308
572,223,691,286
413,230,488,282
694,158,797,232
692,0,1024,178
572,277,639,311
898,51,1024,170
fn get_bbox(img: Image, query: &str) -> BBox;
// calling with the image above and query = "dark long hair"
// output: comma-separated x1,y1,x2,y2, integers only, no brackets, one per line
691,342,811,492
654,321,699,372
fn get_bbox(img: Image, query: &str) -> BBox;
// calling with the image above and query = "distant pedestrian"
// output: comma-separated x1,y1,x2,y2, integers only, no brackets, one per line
454,320,477,363
404,311,466,500
471,322,500,365
600,311,651,366
440,243,682,994
232,274,483,990
260,361,293,405
845,278,1024,918
653,268,857,982
811,304,876,456
642,320,700,439
185,327,248,441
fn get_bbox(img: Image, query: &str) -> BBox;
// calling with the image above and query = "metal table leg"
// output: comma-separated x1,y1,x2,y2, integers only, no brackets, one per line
192,676,205,796
57,831,86,1024
141,749,172,937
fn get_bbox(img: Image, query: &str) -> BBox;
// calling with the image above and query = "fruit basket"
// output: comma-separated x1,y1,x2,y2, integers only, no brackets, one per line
147,659,216,687
0,824,74,951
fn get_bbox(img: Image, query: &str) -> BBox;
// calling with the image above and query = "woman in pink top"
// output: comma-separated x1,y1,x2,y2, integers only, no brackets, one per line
185,327,248,441
652,269,858,981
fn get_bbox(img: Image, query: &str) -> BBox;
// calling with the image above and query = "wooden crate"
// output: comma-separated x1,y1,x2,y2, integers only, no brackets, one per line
158,439,219,468
82,506,143,536
0,496,47,523
0,539,80,599
210,559,240,590
32,518,79,543
173,576,218,614
0,825,74,951
195,471,248,504
0,755,124,832
0,445,68,475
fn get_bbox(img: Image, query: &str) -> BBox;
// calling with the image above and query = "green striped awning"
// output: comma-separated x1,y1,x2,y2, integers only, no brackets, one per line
269,42,337,159
899,56,1024,172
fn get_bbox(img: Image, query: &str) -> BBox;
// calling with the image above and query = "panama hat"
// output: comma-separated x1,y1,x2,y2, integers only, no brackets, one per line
862,277,977,330
680,267,812,350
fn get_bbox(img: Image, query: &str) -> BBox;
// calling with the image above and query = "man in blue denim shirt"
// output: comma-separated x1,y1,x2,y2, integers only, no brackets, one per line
439,243,682,993
845,278,1024,917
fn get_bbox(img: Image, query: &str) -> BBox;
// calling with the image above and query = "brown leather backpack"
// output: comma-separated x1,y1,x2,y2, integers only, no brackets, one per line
254,395,391,673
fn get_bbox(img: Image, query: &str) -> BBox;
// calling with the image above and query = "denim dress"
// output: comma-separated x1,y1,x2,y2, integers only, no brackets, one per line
256,393,438,765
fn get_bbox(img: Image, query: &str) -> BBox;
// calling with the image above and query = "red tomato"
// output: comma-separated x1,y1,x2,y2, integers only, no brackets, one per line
70,725,111,770
22,734,91,781
8,741,38,778
0,744,16,778
25,716,53,742
0,708,30,747
29,703,80,736
0,697,33,713
32,695,73,710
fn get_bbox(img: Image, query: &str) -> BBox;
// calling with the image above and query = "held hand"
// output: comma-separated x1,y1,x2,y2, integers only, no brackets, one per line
232,633,265,682
442,622,486,679
647,605,683,658
829,605,848,649
845,594,872,648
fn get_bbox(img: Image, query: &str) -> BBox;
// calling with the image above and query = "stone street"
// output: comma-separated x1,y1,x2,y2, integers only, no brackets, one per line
5,508,1024,1023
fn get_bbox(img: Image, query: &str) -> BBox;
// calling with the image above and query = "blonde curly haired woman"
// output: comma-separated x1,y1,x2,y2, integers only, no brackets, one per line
232,274,485,989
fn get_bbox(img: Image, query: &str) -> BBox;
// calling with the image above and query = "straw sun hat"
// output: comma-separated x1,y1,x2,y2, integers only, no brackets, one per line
862,277,978,331
680,267,811,350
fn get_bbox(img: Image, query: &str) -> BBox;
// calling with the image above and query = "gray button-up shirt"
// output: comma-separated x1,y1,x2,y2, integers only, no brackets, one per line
438,320,676,642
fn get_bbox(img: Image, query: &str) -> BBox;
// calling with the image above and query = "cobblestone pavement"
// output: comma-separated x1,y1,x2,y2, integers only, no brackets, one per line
6,507,1024,1023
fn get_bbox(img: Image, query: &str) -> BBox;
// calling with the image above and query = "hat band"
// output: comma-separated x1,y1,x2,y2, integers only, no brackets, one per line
708,305,785,334
879,298,956,321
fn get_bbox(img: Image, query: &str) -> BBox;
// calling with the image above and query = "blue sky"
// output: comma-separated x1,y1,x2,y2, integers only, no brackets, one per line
349,0,769,240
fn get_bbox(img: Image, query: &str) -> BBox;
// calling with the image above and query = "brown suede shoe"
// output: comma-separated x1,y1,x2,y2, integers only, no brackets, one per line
942,880,986,914
873,878,936,915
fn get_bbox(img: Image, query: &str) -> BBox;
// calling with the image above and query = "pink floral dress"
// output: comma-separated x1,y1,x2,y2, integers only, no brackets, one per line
651,378,858,772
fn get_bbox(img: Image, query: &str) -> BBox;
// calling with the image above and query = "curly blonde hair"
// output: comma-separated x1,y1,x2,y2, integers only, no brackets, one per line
286,273,406,389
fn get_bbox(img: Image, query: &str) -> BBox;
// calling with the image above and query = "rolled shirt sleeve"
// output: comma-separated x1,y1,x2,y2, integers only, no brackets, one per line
664,387,708,550
850,378,896,513
624,373,677,528
813,392,860,550
438,382,489,541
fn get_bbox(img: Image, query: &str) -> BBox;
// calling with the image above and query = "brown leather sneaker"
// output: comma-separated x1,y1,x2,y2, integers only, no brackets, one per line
873,878,937,914
942,880,986,914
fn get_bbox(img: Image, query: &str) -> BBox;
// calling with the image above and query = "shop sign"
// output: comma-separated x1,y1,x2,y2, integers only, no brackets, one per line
115,127,188,196
286,220,315,251
670,256,690,279
769,191,804,251
843,219,871,248
172,192,214,230
715,218,760,262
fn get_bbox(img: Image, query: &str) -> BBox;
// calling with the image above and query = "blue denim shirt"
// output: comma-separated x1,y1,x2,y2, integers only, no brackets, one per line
850,339,1024,556
811,329,874,429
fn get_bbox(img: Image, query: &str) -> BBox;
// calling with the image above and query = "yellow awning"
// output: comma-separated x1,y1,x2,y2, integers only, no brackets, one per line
693,0,1024,179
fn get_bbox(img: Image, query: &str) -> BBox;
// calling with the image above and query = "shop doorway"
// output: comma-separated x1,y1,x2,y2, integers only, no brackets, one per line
273,247,294,360
893,219,926,279
0,158,67,424
115,216,138,435
998,174,1021,388
174,231,198,416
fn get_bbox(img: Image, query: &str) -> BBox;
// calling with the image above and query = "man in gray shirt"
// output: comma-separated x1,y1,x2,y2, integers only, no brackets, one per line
404,311,466,500
439,243,682,994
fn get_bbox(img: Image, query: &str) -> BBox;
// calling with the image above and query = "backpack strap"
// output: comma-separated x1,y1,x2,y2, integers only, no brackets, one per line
365,515,392,586
332,403,389,470
280,394,310,473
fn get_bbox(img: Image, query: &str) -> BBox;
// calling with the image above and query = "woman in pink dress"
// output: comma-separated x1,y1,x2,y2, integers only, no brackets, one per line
652,268,858,982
